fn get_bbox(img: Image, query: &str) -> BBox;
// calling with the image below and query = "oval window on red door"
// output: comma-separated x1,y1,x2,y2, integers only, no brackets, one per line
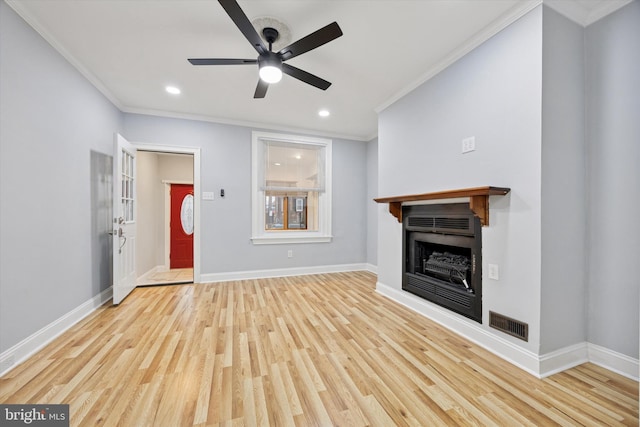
180,194,194,235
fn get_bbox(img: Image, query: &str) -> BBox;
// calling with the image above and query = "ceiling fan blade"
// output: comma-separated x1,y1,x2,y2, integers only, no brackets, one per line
254,79,268,98
278,22,343,61
282,63,331,90
188,58,257,66
218,0,267,54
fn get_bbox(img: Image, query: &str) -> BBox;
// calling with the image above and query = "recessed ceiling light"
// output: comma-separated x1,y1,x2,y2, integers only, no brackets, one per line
274,162,281,166
318,109,330,117
295,155,302,160
165,86,181,95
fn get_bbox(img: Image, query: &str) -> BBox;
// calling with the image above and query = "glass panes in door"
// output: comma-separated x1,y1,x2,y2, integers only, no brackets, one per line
121,149,134,222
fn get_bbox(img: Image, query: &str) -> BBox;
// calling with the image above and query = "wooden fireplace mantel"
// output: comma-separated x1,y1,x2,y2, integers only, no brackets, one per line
374,186,510,226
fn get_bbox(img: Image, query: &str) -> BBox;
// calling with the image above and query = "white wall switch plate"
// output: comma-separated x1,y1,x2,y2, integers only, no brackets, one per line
462,136,476,153
202,191,215,200
488,264,499,280
287,250,293,258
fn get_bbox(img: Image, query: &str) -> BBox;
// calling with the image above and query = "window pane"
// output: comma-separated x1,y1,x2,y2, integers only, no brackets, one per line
265,195,284,230
128,200,133,222
287,197,307,229
263,141,324,192
265,192,315,231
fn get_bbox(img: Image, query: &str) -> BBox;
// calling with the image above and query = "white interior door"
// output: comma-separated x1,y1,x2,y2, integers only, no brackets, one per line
112,133,137,304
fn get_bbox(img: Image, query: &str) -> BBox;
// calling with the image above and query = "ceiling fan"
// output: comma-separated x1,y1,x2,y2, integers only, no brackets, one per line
188,0,343,98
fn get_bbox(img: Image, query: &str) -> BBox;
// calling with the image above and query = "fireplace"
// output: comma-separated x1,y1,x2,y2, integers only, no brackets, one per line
403,203,482,323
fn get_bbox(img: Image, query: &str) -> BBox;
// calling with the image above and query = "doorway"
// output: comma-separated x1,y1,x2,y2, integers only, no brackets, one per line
135,149,198,286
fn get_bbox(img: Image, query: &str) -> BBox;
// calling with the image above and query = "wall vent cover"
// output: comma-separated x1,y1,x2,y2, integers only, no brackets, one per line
489,311,528,341
407,215,473,235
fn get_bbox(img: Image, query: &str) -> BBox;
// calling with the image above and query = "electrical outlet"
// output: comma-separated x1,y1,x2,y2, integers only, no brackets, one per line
488,264,499,280
287,250,293,258
462,136,476,153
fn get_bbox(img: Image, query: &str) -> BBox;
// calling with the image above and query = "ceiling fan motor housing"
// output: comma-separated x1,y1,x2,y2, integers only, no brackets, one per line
262,27,280,47
258,51,282,69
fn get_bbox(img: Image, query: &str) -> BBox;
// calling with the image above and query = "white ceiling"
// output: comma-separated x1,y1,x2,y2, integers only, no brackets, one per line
6,0,631,141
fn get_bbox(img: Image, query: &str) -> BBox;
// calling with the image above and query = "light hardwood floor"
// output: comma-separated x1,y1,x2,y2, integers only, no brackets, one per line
137,268,193,286
1,272,637,426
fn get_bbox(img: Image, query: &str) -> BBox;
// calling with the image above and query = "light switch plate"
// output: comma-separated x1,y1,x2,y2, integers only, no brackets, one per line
202,191,215,200
462,136,476,153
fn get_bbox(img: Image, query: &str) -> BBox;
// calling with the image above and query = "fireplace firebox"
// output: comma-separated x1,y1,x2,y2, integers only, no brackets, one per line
403,203,482,322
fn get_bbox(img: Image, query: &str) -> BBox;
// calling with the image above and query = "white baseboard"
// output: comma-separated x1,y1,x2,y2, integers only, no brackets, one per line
539,343,638,380
376,281,640,380
538,343,589,377
0,287,113,377
588,343,640,381
364,263,377,274
200,263,372,283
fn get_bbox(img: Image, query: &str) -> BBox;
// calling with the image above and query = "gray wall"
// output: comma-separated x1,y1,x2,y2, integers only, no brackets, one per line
377,6,544,353
539,7,587,353
585,1,640,358
0,1,123,352
366,137,378,267
122,114,368,275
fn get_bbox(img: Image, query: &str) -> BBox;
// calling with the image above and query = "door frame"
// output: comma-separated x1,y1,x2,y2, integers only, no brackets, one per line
135,143,201,284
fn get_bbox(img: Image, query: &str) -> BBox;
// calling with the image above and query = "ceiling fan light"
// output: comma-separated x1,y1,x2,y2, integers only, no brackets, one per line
165,85,181,95
259,65,282,84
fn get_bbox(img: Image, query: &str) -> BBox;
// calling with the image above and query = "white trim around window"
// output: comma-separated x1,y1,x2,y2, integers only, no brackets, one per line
251,131,332,245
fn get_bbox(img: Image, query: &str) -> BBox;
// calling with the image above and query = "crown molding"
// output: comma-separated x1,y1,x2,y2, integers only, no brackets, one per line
543,0,633,26
122,106,369,142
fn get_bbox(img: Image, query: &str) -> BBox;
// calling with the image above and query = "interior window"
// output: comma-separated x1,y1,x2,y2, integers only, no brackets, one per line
252,131,332,244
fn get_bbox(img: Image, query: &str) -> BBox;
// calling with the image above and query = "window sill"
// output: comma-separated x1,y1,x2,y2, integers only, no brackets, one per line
251,234,333,245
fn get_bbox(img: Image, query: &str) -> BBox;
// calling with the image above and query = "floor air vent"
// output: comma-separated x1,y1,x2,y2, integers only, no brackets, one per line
489,311,528,341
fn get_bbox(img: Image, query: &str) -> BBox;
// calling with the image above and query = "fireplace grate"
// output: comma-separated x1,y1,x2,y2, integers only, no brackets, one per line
423,252,470,286
489,311,528,341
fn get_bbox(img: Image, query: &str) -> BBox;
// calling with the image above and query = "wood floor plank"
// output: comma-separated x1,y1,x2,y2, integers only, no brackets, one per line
0,271,637,426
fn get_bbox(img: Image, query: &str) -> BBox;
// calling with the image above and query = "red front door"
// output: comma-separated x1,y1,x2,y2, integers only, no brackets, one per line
170,184,194,269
